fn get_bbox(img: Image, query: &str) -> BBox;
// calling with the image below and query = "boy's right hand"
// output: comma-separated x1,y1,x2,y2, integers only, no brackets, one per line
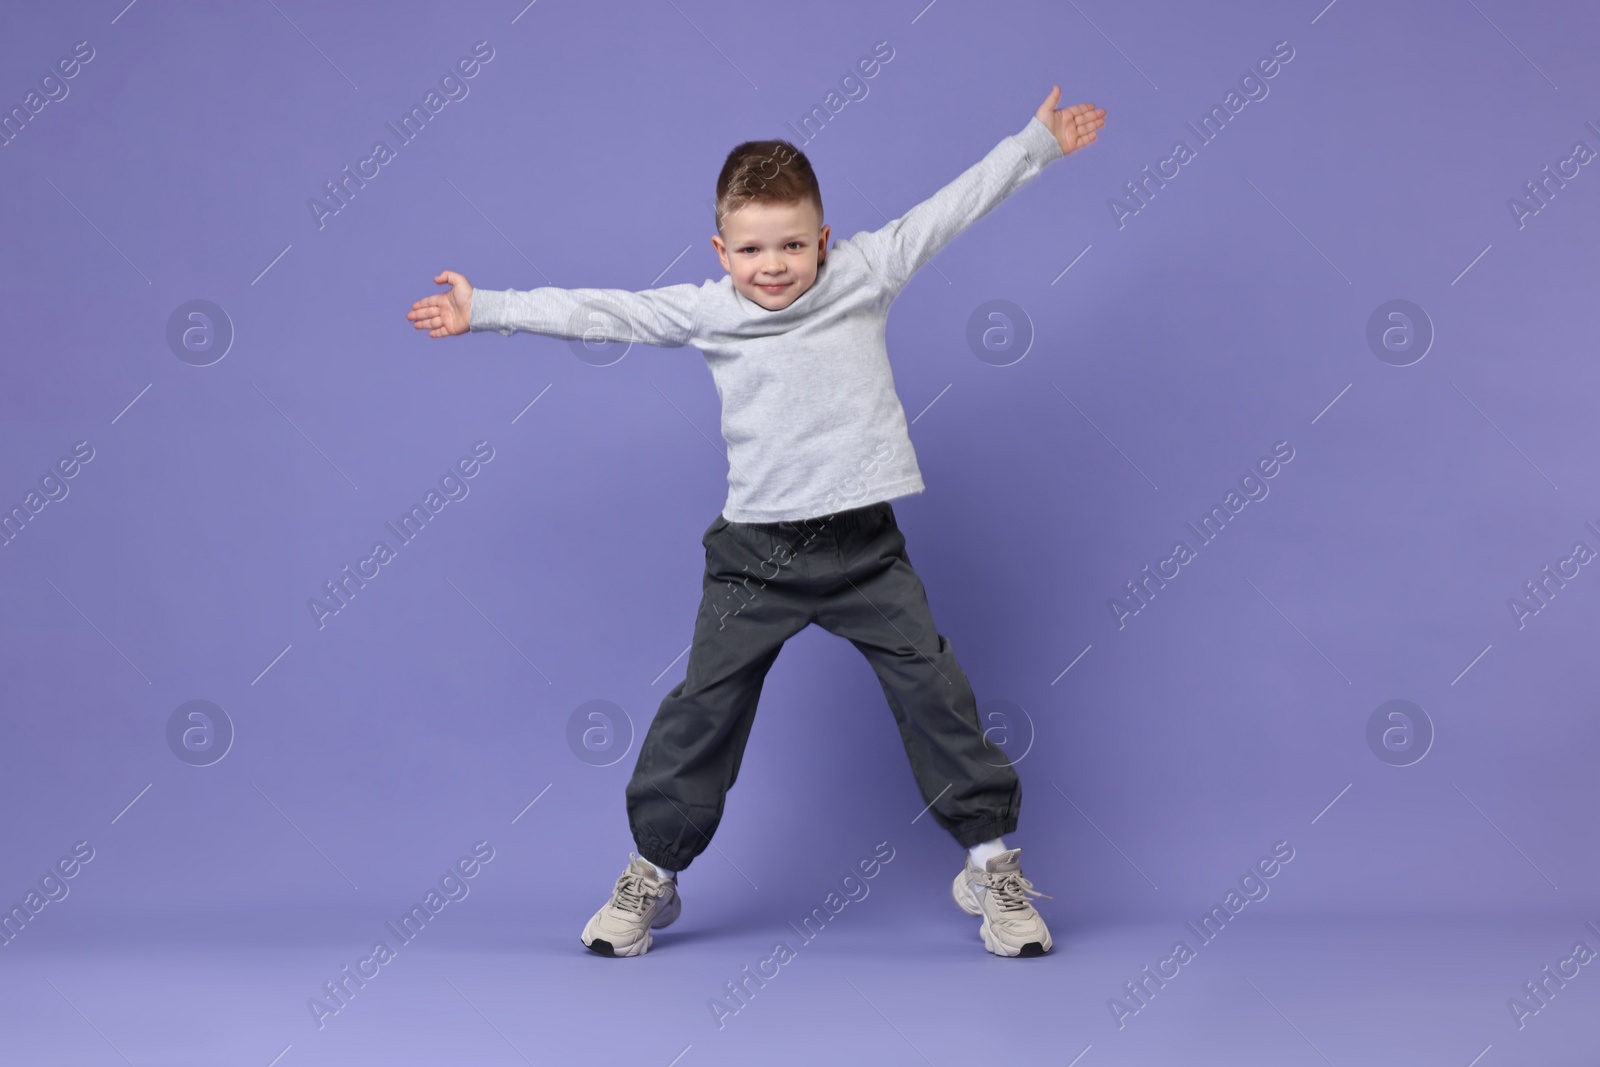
408,270,474,337
1035,85,1105,157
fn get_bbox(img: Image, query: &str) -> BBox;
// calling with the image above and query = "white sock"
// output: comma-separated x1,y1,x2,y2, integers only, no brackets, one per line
648,859,678,882
967,837,1008,870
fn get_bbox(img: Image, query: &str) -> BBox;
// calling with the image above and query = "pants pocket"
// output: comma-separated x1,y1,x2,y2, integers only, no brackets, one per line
701,513,730,548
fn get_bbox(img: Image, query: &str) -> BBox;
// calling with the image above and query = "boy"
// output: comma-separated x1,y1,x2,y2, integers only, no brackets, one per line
408,86,1105,958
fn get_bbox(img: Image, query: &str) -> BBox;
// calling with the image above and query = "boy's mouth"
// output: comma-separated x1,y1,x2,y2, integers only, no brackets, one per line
756,281,791,293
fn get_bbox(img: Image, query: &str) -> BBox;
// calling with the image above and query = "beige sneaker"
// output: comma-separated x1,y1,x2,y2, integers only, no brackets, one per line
951,847,1054,957
581,853,681,957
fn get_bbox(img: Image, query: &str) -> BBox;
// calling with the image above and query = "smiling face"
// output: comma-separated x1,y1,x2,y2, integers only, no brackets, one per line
711,200,831,312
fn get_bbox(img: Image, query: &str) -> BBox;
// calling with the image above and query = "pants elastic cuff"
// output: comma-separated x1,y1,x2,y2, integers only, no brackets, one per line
635,843,688,872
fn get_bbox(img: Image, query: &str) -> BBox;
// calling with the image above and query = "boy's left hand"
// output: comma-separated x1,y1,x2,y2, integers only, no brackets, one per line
1035,85,1106,156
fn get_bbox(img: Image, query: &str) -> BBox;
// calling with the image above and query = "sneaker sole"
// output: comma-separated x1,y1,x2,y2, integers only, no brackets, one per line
581,920,653,958
583,933,649,957
978,919,1051,957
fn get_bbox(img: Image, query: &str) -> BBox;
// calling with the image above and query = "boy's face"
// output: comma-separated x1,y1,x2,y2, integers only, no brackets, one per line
711,200,830,312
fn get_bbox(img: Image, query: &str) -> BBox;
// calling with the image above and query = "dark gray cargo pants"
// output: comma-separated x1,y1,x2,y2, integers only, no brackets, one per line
625,500,1021,872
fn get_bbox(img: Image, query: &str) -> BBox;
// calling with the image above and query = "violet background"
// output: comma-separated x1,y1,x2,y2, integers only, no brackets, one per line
2,0,1597,1063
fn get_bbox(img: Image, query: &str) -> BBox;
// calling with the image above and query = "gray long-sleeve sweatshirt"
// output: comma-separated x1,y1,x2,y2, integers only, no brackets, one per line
469,114,1064,523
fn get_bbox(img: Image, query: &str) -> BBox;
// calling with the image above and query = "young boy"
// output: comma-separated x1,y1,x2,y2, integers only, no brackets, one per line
408,86,1105,958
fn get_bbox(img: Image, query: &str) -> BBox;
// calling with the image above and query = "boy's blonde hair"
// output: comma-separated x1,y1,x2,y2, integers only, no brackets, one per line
714,139,823,236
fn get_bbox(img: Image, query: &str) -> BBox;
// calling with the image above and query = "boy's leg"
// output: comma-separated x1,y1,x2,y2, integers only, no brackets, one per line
624,511,814,872
812,502,1020,848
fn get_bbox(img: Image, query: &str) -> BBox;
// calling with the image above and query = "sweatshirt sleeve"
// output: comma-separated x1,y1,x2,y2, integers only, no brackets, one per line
843,115,1064,296
468,282,704,348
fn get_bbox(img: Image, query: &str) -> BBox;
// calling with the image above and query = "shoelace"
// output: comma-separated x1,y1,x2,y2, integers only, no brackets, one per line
612,870,669,916
983,870,1053,915
612,873,651,916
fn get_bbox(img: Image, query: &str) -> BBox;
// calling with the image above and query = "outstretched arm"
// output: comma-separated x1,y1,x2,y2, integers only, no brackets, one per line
470,283,704,347
845,86,1105,295
408,270,704,348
